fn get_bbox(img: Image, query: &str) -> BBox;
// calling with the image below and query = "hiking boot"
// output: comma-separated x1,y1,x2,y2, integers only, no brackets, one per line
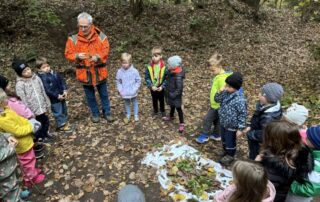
104,115,114,122
209,133,221,141
178,123,185,133
219,155,234,166
59,123,73,133
195,133,209,144
92,116,100,123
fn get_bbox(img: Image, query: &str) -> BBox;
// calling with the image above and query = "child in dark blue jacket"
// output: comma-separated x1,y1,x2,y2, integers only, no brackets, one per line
214,72,247,165
246,83,283,160
36,57,72,132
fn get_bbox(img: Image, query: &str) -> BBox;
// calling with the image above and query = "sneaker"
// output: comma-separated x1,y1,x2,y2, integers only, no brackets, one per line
92,116,100,123
178,123,185,133
195,133,209,144
123,117,130,124
209,133,221,141
134,115,139,122
59,123,73,133
162,116,174,121
219,155,234,166
104,115,114,122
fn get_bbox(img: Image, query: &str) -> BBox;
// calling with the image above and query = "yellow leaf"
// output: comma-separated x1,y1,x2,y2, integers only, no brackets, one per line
172,194,186,201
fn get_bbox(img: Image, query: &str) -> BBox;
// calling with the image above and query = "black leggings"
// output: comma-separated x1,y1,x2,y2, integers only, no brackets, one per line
170,106,184,124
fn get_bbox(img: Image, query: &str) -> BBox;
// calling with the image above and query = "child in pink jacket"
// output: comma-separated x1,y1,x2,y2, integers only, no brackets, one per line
215,160,276,202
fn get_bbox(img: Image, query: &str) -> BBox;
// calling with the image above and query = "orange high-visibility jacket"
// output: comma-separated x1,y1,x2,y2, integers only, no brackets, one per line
65,25,110,86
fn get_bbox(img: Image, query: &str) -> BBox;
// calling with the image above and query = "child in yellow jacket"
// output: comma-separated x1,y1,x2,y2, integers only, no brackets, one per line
0,89,45,187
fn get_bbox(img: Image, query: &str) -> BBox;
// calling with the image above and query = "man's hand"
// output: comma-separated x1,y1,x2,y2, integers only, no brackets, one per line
8,136,18,147
90,55,99,62
78,53,88,60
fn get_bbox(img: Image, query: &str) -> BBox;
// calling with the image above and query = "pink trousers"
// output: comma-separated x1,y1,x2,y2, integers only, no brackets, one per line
17,148,41,185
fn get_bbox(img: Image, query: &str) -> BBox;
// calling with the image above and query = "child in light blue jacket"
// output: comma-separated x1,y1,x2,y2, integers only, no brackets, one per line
116,53,141,123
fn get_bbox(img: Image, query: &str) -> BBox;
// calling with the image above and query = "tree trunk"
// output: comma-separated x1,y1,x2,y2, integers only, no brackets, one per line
130,0,144,18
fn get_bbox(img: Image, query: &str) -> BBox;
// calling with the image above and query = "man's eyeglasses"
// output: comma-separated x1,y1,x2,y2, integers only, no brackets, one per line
78,25,90,29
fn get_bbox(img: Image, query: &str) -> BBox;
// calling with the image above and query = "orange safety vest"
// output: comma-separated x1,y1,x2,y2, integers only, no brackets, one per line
65,25,110,86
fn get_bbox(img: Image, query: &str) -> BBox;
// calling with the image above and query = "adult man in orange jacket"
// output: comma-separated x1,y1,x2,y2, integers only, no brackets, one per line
65,12,113,123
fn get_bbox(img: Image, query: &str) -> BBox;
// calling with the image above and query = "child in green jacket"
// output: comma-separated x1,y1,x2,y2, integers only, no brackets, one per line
196,53,232,143
286,126,320,202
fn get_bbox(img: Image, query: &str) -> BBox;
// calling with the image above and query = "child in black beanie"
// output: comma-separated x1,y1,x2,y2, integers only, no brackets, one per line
214,72,247,165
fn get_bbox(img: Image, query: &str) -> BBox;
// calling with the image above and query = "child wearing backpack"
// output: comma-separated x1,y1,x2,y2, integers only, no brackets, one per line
246,82,284,160
195,53,232,143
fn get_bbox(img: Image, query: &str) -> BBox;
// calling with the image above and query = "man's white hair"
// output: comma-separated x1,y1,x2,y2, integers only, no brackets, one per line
77,12,93,24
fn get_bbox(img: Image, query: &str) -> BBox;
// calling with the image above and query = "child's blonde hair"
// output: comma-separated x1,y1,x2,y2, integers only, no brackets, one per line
35,57,48,69
229,160,268,202
151,46,162,55
121,53,132,63
0,88,8,107
207,52,223,66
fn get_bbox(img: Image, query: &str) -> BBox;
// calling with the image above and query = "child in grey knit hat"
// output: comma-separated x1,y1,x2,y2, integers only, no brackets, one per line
246,82,284,160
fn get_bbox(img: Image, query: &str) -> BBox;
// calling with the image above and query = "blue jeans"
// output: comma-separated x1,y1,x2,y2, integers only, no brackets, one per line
51,101,68,128
220,126,236,157
83,82,111,117
124,97,138,117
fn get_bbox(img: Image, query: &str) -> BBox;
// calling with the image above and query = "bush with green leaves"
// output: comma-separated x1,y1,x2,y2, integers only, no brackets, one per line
292,0,320,21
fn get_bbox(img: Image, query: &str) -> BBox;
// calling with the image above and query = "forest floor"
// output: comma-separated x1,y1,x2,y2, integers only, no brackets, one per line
1,1,320,201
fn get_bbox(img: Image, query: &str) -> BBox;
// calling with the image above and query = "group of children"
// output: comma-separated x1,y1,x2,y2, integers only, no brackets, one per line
190,53,320,201
0,57,72,200
1,47,320,202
